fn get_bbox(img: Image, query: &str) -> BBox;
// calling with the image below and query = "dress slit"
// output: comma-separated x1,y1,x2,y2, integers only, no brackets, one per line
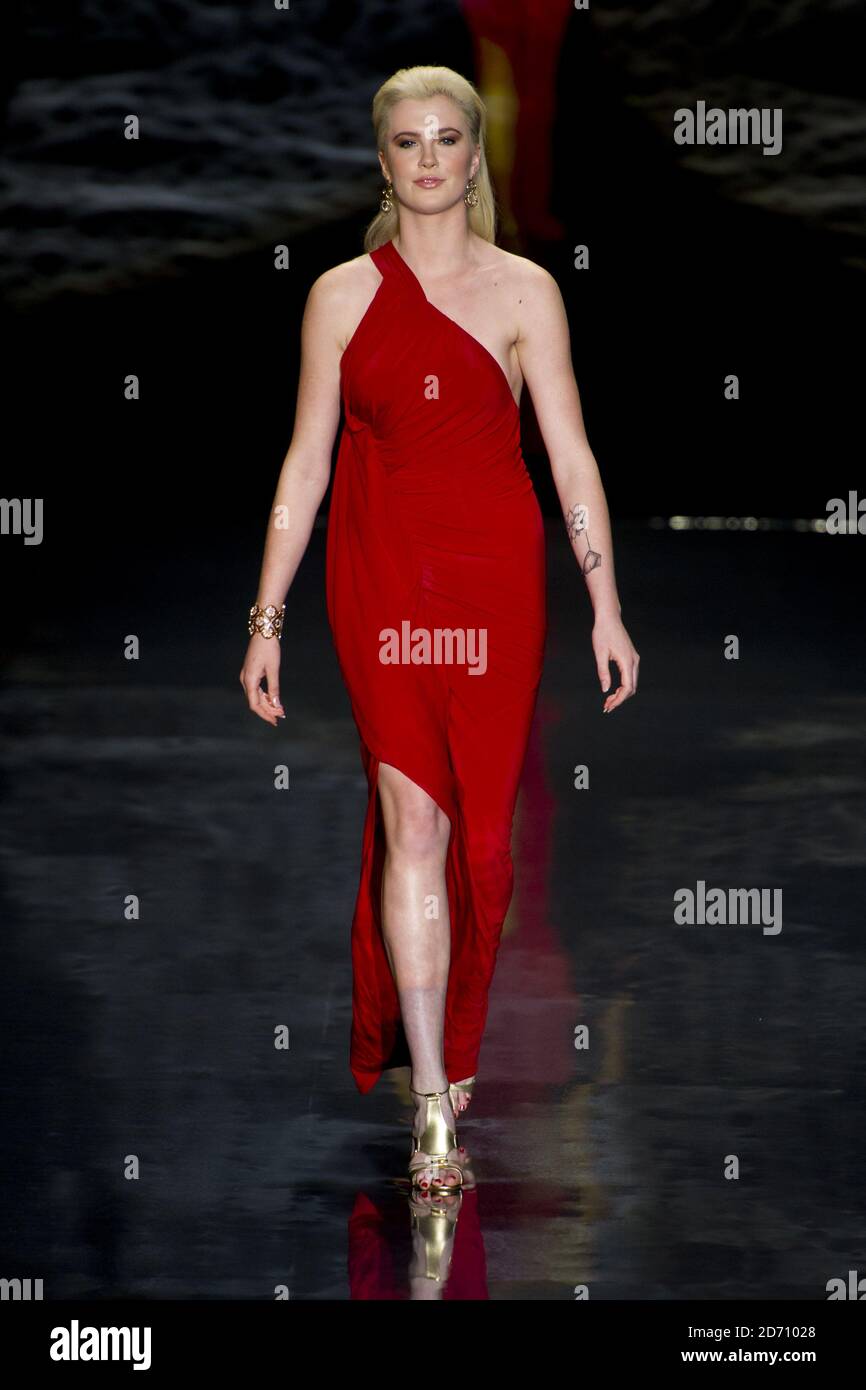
349,735,474,1095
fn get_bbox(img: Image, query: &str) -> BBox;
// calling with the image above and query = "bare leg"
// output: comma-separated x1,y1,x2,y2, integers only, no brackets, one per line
377,762,462,1187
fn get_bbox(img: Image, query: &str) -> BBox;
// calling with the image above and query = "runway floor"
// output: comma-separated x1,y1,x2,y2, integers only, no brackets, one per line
2,519,864,1299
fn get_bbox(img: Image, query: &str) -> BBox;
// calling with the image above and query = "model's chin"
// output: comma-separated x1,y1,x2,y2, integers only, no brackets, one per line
405,188,460,211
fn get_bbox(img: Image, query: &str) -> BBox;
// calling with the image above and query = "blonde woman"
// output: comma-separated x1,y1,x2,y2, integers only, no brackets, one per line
241,65,639,1194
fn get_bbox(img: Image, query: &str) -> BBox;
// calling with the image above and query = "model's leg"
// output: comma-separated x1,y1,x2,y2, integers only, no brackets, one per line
377,761,461,1188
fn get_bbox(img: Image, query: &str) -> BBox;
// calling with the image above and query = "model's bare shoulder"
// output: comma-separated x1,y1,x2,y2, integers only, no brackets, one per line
476,245,561,334
306,253,383,354
493,252,565,342
498,249,561,298
477,244,551,288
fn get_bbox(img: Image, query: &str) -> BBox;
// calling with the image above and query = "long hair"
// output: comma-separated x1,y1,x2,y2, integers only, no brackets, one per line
363,66,498,251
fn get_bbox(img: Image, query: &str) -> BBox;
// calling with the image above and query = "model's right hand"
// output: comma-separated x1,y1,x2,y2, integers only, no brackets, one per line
240,635,285,727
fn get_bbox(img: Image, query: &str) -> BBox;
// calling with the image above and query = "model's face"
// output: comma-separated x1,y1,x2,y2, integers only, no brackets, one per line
379,97,479,216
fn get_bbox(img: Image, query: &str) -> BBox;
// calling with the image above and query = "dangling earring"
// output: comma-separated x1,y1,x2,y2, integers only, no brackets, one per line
464,177,479,208
380,182,394,213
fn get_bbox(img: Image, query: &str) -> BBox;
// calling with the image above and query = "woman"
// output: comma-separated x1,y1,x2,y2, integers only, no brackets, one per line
240,66,639,1195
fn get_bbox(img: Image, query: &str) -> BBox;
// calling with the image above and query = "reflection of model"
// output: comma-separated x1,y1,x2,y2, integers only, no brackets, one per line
241,66,639,1196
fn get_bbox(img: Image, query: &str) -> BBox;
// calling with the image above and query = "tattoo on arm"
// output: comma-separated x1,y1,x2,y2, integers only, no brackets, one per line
565,503,602,575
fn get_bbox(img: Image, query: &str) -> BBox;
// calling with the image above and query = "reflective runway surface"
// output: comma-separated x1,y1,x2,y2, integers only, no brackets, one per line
1,521,864,1299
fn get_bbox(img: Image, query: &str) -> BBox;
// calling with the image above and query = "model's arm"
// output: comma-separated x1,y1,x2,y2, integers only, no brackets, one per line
240,269,344,726
515,262,639,712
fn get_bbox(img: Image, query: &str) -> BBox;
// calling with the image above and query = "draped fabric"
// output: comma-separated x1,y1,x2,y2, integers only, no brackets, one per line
326,238,547,1093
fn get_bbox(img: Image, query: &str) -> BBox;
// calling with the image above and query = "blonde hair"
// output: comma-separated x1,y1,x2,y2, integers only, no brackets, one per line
364,65,497,251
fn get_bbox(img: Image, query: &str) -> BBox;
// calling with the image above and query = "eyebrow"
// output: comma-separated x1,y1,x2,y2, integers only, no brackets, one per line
391,128,463,138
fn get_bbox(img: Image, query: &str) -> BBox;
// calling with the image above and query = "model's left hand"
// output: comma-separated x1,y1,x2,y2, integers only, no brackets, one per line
592,615,639,713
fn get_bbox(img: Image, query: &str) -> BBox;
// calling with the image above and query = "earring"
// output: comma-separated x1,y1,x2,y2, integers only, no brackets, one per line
380,182,394,213
464,177,478,208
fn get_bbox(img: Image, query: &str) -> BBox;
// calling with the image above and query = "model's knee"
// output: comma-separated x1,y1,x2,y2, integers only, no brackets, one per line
378,769,450,861
388,802,449,861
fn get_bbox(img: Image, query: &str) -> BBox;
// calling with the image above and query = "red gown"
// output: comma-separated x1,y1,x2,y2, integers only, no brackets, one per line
326,238,547,1094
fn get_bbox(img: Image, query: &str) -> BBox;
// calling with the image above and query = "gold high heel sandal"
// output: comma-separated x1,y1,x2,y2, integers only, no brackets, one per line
449,1075,477,1115
408,1087,464,1194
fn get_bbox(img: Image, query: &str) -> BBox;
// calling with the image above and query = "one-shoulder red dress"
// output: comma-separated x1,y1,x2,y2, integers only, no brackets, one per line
326,238,547,1094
